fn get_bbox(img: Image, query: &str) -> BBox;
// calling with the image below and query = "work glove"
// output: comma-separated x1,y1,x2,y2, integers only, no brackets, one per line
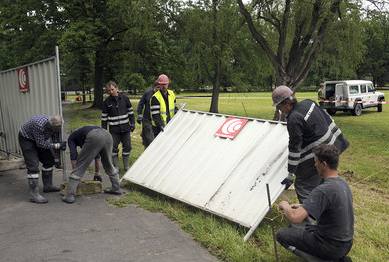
130,125,135,132
281,173,295,190
53,141,67,151
59,141,67,151
93,174,102,182
136,115,143,124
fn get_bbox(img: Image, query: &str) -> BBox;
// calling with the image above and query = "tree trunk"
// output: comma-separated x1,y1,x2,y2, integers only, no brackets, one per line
209,0,220,113
209,59,221,113
92,50,104,109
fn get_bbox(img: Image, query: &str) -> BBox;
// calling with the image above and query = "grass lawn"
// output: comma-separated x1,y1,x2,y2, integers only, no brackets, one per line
63,91,389,262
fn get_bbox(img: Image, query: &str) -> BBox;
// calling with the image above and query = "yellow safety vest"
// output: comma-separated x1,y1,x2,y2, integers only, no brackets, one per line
152,89,176,126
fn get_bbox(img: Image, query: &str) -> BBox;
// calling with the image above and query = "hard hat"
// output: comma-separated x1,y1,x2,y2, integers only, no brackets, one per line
272,85,294,106
157,74,169,85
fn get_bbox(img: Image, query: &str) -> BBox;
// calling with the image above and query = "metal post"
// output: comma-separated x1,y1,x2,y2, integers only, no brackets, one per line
55,46,68,181
266,183,279,262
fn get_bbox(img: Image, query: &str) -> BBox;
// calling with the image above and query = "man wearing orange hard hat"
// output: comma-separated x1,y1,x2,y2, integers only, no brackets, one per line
150,74,178,136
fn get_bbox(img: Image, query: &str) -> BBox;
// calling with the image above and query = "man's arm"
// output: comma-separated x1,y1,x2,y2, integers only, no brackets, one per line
67,133,78,162
287,116,304,174
101,100,108,130
137,91,147,117
279,201,308,224
150,96,164,128
127,97,135,127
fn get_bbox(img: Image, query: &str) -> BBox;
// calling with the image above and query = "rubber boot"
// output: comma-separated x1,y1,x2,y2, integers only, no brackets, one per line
123,155,130,171
112,154,119,169
42,171,60,193
28,178,48,204
62,178,80,204
104,173,122,195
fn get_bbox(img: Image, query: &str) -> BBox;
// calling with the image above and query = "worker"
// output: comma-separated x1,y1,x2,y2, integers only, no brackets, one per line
277,144,353,261
137,81,159,148
272,85,349,202
18,115,66,203
101,81,135,171
150,74,178,136
62,126,121,204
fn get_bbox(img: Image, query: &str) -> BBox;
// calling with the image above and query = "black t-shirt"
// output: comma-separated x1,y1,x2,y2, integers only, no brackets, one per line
303,176,354,242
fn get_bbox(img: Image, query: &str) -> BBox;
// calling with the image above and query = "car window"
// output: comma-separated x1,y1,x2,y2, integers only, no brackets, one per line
368,84,375,92
349,85,359,94
360,84,367,93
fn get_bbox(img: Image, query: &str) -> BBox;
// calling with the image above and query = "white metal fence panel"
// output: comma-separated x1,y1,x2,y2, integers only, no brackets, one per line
122,109,289,238
0,57,62,155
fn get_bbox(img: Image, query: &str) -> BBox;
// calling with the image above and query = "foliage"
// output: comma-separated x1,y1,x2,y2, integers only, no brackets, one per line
122,73,146,95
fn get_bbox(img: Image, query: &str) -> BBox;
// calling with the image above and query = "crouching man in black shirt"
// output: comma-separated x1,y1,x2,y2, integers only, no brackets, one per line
277,144,354,261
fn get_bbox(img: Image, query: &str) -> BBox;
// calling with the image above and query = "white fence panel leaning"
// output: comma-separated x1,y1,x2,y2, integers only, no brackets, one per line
122,109,289,241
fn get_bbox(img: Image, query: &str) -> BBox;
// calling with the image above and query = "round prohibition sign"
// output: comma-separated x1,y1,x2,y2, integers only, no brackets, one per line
221,118,245,135
18,68,28,89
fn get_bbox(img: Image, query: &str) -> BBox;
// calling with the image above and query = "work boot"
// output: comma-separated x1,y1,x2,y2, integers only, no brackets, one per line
112,154,119,169
123,155,130,171
42,170,60,193
104,173,122,195
28,178,48,204
62,177,80,204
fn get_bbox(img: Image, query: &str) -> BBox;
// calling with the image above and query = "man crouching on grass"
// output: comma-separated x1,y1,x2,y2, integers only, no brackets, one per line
277,144,354,261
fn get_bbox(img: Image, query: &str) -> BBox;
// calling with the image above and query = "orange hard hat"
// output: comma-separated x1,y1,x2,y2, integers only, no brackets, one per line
157,74,169,85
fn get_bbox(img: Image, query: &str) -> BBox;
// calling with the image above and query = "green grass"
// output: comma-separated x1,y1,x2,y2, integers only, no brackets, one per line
64,91,389,262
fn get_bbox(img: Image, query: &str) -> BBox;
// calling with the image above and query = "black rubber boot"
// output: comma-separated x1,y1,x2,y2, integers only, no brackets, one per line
28,178,48,204
62,178,80,204
123,155,130,171
42,170,60,193
104,174,122,195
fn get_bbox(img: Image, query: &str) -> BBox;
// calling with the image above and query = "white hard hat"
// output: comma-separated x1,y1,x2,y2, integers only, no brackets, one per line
272,85,294,106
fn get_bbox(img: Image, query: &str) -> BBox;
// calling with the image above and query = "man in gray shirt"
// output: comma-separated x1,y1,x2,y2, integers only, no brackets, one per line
277,144,354,261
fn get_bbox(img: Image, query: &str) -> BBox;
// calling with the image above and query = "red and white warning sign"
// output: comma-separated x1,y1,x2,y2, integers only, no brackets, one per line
215,117,248,139
17,67,29,93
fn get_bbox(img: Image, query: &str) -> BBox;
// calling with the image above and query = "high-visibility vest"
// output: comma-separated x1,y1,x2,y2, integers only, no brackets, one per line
152,89,176,126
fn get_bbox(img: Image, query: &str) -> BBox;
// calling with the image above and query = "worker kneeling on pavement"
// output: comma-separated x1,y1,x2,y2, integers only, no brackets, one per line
62,126,122,204
18,115,66,204
272,85,349,203
277,144,354,261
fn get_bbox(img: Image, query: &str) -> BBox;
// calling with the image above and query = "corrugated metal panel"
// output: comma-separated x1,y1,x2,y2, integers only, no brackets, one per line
123,109,289,238
0,57,61,155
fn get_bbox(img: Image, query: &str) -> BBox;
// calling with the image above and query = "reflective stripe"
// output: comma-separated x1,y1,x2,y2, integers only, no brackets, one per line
112,152,118,156
289,152,301,158
101,117,108,121
304,103,315,121
297,152,315,164
122,152,130,156
151,110,159,115
108,114,128,121
150,105,160,109
41,167,53,171
128,112,134,115
299,122,337,155
328,128,342,146
27,173,39,178
109,119,129,126
101,113,108,117
288,159,299,166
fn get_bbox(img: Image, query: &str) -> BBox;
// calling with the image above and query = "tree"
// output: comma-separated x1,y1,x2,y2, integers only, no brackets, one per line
237,0,343,90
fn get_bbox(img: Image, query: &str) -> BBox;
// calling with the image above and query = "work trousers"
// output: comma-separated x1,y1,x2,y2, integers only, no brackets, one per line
277,225,352,260
141,119,155,148
295,159,322,203
18,133,54,178
70,129,117,180
111,131,131,157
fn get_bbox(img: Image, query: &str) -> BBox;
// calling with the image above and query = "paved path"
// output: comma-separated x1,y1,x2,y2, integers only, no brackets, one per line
0,168,218,262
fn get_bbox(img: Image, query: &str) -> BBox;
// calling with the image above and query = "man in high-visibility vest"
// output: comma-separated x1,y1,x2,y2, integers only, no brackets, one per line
150,74,178,135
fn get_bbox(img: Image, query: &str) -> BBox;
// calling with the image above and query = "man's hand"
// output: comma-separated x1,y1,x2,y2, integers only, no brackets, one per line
54,159,62,169
130,125,135,132
136,115,143,124
59,141,67,151
93,174,102,182
281,173,295,190
278,200,290,212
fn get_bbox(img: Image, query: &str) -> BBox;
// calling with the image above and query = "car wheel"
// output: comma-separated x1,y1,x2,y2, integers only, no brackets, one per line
326,109,337,116
377,100,383,112
352,103,362,116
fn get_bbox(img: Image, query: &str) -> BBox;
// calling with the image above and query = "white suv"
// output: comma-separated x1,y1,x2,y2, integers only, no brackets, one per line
318,80,385,116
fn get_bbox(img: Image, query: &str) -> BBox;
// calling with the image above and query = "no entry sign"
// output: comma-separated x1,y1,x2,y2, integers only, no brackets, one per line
215,117,248,139
17,67,29,93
